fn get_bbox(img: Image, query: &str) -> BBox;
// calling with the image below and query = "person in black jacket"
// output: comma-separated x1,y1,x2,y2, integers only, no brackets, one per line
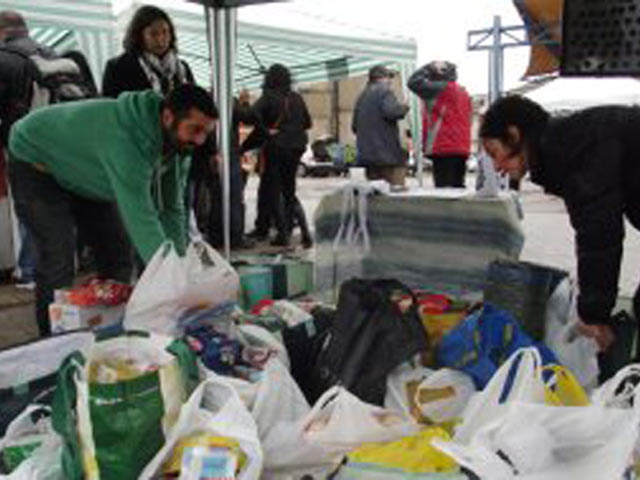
247,64,313,248
102,5,193,97
480,95,640,352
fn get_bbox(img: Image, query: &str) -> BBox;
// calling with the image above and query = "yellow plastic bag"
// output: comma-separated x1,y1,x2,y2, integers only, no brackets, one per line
542,365,590,406
347,428,458,474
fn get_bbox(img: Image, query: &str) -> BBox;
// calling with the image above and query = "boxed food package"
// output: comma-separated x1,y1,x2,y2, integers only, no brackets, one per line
48,303,124,334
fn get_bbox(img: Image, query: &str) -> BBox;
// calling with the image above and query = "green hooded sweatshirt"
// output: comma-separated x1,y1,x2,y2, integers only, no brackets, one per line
9,90,188,263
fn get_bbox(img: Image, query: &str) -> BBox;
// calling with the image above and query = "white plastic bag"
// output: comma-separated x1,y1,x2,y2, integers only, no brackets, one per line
384,360,434,420
125,241,239,335
434,401,639,480
262,386,419,478
330,183,374,302
0,332,94,390
201,357,310,441
544,278,599,388
454,347,547,444
139,376,263,480
0,406,64,480
415,368,476,423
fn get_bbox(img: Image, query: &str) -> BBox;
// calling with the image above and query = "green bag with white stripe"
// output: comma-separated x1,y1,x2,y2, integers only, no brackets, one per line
52,332,198,480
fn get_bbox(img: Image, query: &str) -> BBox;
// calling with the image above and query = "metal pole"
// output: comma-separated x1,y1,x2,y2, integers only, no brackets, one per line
401,63,423,188
206,6,235,260
489,15,504,103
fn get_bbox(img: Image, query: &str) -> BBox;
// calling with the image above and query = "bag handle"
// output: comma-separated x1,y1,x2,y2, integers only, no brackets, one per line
51,352,85,480
166,339,200,395
0,404,51,451
592,364,640,408
300,385,342,432
541,365,590,406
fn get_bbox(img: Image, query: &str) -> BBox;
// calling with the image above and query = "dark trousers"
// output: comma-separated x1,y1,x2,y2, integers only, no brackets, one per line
431,156,467,188
8,161,132,336
192,154,245,247
255,143,305,239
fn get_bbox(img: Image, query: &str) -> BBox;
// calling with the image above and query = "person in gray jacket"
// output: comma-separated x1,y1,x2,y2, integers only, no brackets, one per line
352,65,409,186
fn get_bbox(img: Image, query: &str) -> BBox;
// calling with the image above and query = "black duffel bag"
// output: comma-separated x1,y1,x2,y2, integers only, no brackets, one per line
306,278,429,406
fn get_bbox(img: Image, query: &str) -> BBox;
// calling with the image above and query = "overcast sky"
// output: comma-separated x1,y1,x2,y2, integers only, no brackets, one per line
238,0,531,95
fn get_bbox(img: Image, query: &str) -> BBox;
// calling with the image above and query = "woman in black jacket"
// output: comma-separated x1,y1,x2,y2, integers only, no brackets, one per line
248,64,313,248
102,5,193,97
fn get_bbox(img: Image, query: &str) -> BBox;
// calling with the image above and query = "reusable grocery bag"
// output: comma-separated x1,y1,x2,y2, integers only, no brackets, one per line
261,386,419,479
52,333,198,480
437,303,557,389
125,241,240,336
0,332,94,437
308,278,429,405
139,375,263,480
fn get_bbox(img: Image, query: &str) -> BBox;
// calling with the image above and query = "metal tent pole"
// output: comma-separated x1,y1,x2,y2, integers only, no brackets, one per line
206,6,236,260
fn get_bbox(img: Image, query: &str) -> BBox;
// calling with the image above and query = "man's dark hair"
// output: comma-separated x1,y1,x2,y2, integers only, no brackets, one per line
263,63,291,93
0,10,27,38
164,83,218,120
480,95,550,151
123,5,177,55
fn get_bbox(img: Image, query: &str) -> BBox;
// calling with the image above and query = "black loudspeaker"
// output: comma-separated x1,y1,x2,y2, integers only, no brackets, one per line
561,0,640,76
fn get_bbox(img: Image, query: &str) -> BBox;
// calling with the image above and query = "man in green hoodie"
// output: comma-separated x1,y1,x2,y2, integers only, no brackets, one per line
8,83,218,336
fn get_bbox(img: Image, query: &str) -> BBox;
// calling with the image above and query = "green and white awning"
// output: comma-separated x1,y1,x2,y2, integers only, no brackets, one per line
0,0,417,91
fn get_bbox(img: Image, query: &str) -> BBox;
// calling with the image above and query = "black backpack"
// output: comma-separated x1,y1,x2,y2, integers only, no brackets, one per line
2,45,96,113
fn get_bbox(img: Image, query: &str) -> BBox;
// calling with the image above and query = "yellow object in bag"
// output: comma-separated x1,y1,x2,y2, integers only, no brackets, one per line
542,365,590,406
347,428,458,474
162,433,247,475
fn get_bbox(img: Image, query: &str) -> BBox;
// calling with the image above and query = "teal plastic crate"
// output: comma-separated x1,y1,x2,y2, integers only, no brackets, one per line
236,265,273,310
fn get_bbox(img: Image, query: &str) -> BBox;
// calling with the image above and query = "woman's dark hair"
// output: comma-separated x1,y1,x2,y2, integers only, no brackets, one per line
263,63,292,93
123,5,177,55
480,95,550,152
164,83,218,120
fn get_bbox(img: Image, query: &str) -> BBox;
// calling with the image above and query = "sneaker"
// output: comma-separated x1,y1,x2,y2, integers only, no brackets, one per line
15,280,36,291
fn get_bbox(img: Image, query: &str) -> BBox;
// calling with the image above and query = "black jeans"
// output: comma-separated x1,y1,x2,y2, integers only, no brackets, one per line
431,155,467,188
8,160,132,336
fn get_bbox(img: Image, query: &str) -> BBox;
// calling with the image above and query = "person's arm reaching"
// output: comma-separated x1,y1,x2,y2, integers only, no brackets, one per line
102,146,171,263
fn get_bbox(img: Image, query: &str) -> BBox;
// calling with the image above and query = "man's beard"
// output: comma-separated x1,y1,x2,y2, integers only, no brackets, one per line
163,122,196,156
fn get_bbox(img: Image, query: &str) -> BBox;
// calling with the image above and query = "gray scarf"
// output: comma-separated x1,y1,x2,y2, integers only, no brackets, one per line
139,50,187,95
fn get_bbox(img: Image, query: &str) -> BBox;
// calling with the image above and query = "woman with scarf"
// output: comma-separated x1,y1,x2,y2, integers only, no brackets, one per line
102,5,193,98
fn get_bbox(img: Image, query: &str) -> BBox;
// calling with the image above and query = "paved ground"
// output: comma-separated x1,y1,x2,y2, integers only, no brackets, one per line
1,172,638,349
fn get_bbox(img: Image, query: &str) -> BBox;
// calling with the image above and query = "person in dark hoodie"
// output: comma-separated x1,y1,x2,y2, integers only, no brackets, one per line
480,94,640,352
8,84,218,336
247,64,313,248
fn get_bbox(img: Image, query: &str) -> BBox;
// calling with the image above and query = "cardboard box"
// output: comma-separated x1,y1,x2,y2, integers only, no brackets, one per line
49,303,124,335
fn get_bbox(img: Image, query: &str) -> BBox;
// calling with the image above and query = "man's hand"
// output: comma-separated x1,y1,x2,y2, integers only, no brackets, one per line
576,320,615,352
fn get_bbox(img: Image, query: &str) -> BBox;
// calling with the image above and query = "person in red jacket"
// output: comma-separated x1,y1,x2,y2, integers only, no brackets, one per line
408,61,472,188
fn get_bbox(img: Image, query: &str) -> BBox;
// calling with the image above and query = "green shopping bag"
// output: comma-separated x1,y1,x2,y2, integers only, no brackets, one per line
52,332,198,480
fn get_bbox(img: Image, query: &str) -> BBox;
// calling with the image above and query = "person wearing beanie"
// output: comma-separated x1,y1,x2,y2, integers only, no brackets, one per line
352,64,410,186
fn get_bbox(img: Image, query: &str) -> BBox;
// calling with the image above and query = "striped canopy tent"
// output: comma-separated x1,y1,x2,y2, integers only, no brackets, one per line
0,0,421,257
0,0,418,93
